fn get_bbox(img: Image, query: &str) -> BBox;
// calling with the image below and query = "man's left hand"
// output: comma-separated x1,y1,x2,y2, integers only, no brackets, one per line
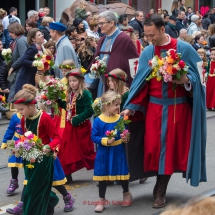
172,74,189,85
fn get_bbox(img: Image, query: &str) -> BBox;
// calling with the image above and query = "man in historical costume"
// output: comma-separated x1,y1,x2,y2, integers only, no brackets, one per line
89,11,139,98
49,22,79,78
122,14,207,208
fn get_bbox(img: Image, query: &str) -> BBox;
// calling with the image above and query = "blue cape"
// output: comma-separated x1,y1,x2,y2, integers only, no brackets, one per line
124,40,207,187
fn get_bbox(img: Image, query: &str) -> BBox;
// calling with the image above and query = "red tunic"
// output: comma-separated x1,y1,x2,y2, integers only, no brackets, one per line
58,92,95,175
130,38,192,174
206,61,215,108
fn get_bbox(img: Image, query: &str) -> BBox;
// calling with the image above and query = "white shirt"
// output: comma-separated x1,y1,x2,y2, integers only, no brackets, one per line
86,29,99,39
2,15,21,29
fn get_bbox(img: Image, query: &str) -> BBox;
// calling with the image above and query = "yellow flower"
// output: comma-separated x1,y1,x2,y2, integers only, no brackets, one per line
33,135,38,141
156,76,162,81
81,67,87,74
158,59,163,66
2,96,6,102
46,60,51,64
26,164,34,169
152,71,157,77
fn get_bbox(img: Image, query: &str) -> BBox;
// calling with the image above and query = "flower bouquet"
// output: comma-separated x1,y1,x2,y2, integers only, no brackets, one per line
8,131,45,168
90,56,107,78
92,98,102,116
106,129,117,139
146,49,189,85
33,53,54,75
114,115,131,133
0,95,8,108
37,76,66,116
1,48,12,64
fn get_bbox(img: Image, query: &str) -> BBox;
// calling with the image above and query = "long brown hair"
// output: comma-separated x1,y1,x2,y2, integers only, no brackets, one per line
171,0,179,13
77,36,95,61
107,68,129,95
66,69,88,103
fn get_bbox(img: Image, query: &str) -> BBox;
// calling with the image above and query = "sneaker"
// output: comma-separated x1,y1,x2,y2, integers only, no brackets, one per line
6,201,23,215
63,193,75,212
6,179,19,195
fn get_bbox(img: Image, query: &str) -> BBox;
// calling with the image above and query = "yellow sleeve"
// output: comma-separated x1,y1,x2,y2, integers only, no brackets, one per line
101,138,109,146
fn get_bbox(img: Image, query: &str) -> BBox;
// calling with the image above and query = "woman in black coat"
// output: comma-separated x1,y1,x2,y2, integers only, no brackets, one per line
14,28,45,94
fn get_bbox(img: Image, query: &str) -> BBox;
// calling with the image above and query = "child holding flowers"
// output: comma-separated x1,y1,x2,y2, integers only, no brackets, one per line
10,84,61,215
91,91,132,213
57,68,95,181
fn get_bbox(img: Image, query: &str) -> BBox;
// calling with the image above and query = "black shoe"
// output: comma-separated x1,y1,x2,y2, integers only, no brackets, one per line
66,174,73,183
0,105,9,113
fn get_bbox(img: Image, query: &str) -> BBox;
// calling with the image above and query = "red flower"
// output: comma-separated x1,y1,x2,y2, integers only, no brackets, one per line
178,60,185,69
46,55,52,60
37,54,40,57
41,95,48,100
148,60,152,66
44,62,49,67
172,67,178,74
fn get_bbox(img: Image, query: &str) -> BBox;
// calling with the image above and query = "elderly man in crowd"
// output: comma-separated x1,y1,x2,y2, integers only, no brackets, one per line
178,28,187,40
176,10,186,32
27,10,39,26
187,15,200,36
49,22,79,78
90,11,138,97
129,11,144,39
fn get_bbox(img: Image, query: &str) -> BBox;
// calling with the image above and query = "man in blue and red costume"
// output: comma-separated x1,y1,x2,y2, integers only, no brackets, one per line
122,14,207,208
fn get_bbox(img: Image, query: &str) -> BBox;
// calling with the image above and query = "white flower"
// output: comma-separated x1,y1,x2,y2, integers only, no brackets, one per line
24,131,33,137
1,49,7,56
7,48,12,54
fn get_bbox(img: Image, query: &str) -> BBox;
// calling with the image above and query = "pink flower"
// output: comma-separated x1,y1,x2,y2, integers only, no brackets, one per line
46,100,52,105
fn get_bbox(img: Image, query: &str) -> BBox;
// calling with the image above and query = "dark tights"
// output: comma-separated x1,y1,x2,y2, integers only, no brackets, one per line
99,180,129,198
11,167,19,179
53,185,68,197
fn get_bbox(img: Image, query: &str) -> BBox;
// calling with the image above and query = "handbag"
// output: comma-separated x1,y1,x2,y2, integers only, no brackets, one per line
7,71,17,83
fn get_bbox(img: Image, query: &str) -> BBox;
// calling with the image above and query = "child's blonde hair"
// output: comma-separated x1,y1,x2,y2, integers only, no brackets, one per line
14,84,37,101
66,68,88,102
101,91,121,113
78,1,88,9
197,48,207,65
107,68,129,95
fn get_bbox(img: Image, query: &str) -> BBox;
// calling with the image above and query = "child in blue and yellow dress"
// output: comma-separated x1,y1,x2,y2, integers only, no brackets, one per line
1,112,23,195
91,91,132,213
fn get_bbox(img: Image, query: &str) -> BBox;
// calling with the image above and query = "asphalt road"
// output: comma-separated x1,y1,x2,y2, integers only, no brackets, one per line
0,112,215,215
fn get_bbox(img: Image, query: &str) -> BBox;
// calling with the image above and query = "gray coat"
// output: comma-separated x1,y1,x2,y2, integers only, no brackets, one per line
8,35,28,101
11,36,29,71
54,36,79,78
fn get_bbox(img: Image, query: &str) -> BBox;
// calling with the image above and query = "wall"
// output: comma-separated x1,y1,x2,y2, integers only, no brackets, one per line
161,0,172,15
55,0,76,21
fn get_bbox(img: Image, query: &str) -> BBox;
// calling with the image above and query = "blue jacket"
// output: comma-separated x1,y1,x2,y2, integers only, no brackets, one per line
124,40,207,187
1,113,23,149
14,44,38,94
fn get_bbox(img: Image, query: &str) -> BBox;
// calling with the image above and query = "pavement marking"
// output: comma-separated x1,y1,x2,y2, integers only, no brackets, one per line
0,204,16,214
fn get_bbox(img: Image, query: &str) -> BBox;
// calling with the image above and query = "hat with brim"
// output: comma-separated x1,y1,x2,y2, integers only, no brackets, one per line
169,15,177,22
49,22,66,32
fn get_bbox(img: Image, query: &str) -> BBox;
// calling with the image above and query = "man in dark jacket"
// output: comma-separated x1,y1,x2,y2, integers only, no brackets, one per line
129,11,144,38
165,15,178,38
176,10,186,32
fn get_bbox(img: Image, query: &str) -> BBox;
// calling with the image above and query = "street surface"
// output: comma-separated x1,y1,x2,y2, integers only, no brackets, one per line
0,112,215,215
